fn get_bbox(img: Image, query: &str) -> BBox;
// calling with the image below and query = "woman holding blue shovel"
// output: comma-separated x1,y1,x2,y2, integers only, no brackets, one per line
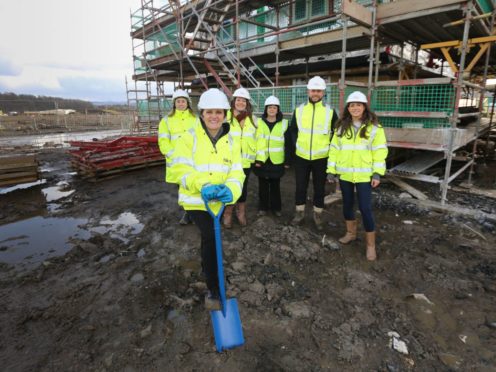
168,88,245,310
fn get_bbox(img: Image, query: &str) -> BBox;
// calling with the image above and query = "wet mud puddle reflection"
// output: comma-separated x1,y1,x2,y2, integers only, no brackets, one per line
0,212,144,270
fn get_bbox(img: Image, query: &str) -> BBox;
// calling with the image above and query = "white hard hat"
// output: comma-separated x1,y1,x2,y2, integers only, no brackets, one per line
197,88,230,110
307,76,327,90
172,89,190,101
232,87,251,101
346,91,368,104
264,95,280,107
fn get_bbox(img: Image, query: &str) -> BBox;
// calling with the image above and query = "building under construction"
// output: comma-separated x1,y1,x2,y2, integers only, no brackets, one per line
128,0,496,203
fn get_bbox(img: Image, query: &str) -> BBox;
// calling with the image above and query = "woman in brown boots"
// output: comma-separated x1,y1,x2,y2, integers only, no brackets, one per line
326,91,388,261
223,87,257,228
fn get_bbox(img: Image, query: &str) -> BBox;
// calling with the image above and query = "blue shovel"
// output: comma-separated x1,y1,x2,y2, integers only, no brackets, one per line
204,200,245,352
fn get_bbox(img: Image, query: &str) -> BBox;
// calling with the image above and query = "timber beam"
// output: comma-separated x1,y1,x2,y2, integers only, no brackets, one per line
421,35,496,73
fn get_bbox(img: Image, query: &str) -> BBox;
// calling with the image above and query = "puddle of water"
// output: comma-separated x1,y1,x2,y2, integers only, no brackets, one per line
0,129,126,148
0,179,46,195
90,212,144,243
42,185,75,202
0,216,90,267
0,211,144,270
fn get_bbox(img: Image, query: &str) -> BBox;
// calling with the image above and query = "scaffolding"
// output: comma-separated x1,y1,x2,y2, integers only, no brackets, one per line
128,0,496,204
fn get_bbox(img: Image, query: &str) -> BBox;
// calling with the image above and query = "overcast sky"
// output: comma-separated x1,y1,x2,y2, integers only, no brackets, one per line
0,0,142,102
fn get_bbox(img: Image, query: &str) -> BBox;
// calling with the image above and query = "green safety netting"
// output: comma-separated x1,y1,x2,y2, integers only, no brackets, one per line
137,99,172,118
248,83,456,129
372,84,455,113
476,0,494,13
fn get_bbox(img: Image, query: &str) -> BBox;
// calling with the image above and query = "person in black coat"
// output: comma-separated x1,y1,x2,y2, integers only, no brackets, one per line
253,96,292,216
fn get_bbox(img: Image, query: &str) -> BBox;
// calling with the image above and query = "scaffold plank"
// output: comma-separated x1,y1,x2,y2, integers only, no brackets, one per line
390,152,445,175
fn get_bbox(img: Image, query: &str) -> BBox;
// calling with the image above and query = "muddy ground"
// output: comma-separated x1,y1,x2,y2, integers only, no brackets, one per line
0,147,495,371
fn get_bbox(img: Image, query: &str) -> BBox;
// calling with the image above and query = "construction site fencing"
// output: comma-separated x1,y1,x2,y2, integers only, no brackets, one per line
0,114,133,136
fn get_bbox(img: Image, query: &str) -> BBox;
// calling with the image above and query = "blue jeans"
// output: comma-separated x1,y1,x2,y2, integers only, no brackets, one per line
339,179,375,232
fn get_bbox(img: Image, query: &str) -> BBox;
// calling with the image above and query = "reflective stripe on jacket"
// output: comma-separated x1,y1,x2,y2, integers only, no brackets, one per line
255,118,288,165
295,101,334,160
157,110,198,182
227,109,257,168
167,124,245,214
327,123,388,183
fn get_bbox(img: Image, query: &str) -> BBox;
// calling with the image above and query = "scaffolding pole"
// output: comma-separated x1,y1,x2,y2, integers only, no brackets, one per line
441,1,473,204
236,0,241,87
374,39,381,85
468,9,495,184
275,6,280,87
368,0,377,99
340,15,349,113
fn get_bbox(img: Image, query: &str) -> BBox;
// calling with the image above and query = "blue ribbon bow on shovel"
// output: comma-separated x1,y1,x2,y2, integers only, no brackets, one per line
203,196,245,352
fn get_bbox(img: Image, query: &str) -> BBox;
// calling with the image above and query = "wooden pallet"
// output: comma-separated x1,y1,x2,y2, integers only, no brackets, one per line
0,154,40,187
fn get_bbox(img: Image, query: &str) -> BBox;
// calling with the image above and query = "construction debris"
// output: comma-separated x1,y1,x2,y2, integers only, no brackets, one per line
68,136,163,180
386,175,429,201
453,185,496,200
0,154,39,187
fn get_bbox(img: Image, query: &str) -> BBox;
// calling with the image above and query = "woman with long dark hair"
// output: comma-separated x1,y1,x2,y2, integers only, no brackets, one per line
326,91,388,261
253,95,291,216
223,87,257,228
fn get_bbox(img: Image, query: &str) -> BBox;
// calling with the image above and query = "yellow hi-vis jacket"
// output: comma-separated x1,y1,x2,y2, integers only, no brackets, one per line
227,109,257,168
327,123,388,183
167,123,245,214
295,101,334,160
157,110,198,182
255,118,288,164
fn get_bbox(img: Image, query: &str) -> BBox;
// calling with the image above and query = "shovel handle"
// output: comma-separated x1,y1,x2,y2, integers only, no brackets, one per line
202,197,227,315
203,199,225,222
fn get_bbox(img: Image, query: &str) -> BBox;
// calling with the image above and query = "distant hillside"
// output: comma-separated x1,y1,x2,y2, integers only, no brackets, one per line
92,101,127,106
0,92,94,113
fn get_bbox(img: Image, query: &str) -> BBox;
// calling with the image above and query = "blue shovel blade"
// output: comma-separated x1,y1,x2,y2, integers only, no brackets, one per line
210,298,245,352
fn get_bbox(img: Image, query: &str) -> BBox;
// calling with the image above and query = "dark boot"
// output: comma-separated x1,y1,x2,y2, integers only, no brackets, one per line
204,289,221,311
179,211,190,225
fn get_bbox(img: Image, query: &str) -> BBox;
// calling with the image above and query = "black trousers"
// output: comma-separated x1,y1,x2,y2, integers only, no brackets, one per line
188,210,218,292
238,166,252,203
294,155,328,209
258,177,281,212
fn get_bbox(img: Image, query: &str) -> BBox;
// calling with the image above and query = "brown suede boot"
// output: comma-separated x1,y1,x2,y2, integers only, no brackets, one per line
223,205,234,229
365,231,377,261
313,206,324,231
339,220,357,244
291,205,305,225
236,202,247,226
